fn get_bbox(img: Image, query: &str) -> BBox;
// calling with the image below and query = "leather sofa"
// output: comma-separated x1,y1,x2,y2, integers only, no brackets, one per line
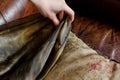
0,0,38,25
0,0,120,63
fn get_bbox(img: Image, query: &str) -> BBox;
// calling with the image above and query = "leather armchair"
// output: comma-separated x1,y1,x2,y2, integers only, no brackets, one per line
0,0,120,62
67,0,120,62
0,0,38,25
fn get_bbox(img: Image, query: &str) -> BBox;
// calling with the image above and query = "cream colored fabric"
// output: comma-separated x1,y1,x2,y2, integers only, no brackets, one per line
44,32,120,80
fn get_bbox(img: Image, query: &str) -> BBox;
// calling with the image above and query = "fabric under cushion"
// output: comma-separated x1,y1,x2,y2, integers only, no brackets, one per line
44,32,120,80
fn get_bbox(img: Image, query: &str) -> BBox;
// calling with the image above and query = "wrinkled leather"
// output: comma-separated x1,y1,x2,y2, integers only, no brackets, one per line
67,0,120,62
0,0,120,63
0,0,38,25
72,16,120,62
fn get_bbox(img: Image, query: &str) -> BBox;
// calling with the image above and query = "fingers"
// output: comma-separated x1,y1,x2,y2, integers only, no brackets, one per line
58,11,64,21
63,4,75,22
49,13,60,26
49,7,74,26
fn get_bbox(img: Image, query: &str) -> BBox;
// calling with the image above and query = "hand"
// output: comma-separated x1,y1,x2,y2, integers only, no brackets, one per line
30,0,74,26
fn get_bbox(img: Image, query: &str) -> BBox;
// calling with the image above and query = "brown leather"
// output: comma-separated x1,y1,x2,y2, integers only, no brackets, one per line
72,16,120,62
0,0,120,62
68,0,120,62
0,0,38,25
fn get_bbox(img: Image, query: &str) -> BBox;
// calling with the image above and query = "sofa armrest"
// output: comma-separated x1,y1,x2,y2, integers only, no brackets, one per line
0,0,38,25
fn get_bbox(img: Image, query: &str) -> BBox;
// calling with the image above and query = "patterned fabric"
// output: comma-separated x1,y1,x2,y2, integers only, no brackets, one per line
44,32,120,80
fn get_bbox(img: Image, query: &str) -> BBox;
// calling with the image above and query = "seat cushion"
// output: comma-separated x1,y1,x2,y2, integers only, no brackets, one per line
44,32,120,80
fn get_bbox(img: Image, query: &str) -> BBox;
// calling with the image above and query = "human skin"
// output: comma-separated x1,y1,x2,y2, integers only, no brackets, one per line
30,0,75,26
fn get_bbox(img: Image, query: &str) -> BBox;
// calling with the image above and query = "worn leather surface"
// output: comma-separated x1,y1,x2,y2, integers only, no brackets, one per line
0,0,120,62
0,0,38,25
72,16,120,62
67,0,120,62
